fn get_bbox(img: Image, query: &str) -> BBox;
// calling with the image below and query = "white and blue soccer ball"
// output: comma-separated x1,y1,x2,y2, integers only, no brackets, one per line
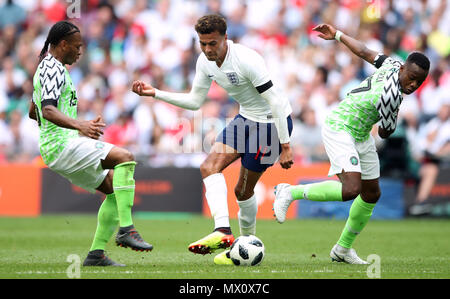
229,235,265,266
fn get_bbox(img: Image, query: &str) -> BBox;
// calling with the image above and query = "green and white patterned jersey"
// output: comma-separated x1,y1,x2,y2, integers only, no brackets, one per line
32,54,79,165
325,54,403,142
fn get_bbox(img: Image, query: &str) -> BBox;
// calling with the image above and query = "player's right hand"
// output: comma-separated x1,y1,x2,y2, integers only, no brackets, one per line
132,80,156,97
313,24,337,40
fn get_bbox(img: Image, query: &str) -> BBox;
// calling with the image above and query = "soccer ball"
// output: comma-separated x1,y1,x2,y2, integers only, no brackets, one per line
229,235,265,266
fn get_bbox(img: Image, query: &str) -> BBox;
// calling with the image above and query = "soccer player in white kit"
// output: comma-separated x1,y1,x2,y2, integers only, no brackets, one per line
132,14,293,265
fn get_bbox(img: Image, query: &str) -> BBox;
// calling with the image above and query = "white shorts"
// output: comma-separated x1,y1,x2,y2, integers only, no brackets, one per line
322,125,380,180
48,137,115,193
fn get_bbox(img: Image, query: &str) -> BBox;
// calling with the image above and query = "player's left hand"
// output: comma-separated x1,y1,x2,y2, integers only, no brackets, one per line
86,115,106,140
279,144,294,169
93,115,104,125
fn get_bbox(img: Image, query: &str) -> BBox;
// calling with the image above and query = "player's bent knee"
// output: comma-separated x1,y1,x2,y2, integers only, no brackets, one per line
342,186,361,202
200,161,220,178
362,190,381,204
199,161,209,177
123,149,135,162
117,148,135,164
104,147,135,169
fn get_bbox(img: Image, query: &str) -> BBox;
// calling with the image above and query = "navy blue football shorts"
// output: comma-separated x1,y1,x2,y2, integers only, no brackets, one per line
216,114,293,173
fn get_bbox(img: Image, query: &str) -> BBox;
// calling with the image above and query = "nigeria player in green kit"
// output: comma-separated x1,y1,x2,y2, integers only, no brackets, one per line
29,21,152,267
273,24,430,264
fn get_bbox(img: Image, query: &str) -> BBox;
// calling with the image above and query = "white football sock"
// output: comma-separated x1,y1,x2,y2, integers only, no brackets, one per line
238,194,257,236
203,173,230,229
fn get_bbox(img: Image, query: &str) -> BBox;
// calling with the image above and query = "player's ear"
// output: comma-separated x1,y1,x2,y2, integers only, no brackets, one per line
59,39,68,51
399,64,405,75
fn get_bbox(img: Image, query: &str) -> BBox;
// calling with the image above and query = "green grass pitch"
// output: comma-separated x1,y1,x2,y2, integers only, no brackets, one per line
0,214,449,279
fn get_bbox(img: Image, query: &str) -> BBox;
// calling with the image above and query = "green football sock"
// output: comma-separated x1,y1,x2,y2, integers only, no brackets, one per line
90,193,119,251
337,195,375,249
113,161,137,227
290,180,343,202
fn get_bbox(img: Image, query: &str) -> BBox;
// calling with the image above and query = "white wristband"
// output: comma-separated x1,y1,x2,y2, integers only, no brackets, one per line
335,30,343,42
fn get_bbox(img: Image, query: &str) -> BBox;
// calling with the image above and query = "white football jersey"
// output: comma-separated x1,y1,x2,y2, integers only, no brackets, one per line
193,40,292,123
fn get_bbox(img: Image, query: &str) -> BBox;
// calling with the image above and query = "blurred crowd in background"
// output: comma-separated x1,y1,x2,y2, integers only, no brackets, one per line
0,0,449,188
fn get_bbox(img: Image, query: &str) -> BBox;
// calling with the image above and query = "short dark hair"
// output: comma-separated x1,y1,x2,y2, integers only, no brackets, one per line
195,14,227,35
39,21,80,62
406,51,430,71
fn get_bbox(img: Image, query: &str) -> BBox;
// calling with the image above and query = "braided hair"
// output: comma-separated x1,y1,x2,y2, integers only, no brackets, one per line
39,21,80,62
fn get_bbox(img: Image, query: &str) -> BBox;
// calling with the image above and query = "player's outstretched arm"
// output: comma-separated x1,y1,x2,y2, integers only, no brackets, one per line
131,80,209,111
313,24,378,65
42,105,105,139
